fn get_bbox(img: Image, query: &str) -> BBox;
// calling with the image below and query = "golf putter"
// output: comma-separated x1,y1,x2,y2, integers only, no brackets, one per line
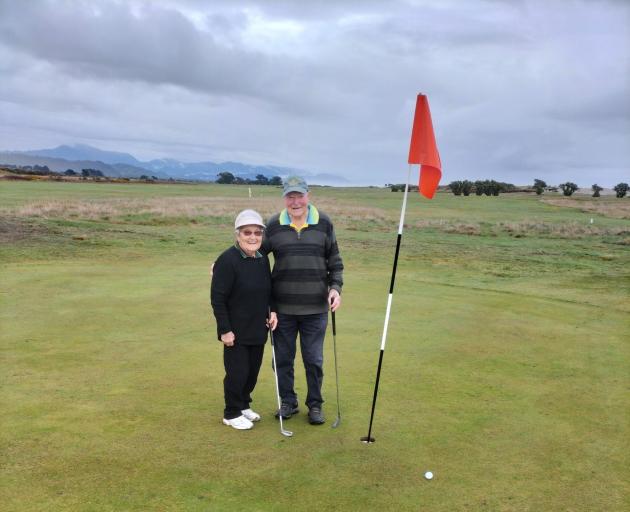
269,319,293,438
331,310,341,428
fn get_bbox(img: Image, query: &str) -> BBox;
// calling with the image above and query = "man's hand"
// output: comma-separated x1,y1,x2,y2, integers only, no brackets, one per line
328,289,341,312
267,312,278,330
220,331,235,347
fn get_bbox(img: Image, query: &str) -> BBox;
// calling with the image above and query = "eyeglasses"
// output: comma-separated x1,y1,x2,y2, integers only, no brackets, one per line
240,229,264,237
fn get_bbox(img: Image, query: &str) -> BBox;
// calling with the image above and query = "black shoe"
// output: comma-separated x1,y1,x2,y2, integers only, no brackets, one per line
308,406,325,425
275,402,299,420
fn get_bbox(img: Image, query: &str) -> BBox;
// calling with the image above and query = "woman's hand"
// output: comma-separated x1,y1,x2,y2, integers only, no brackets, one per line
267,312,278,331
221,331,235,347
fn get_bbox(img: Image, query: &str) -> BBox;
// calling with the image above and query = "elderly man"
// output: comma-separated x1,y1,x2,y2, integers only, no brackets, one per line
261,176,344,425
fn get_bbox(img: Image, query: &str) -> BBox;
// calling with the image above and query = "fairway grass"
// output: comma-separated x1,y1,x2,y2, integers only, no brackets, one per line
1,181,629,511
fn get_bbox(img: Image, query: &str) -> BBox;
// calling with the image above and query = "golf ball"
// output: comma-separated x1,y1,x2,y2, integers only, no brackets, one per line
424,471,433,480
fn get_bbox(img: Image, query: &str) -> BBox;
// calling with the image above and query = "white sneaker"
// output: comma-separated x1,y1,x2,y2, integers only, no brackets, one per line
241,408,261,422
222,415,254,430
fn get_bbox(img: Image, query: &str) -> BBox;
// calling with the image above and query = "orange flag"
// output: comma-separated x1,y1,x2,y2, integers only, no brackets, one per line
407,94,442,199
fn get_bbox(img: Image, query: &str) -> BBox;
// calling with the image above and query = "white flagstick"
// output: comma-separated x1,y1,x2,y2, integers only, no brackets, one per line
362,164,413,444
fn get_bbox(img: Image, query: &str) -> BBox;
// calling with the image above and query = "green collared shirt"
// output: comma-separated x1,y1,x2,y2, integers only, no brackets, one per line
235,243,262,259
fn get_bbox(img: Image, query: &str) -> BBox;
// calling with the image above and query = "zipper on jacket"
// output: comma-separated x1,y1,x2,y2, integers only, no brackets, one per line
291,224,305,239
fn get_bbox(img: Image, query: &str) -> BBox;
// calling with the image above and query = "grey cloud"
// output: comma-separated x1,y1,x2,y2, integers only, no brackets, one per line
546,89,630,126
0,2,344,118
0,4,257,92
0,0,628,186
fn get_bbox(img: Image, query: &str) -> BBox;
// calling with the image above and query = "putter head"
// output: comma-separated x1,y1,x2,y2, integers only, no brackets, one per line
360,436,376,444
332,416,341,428
281,429,294,437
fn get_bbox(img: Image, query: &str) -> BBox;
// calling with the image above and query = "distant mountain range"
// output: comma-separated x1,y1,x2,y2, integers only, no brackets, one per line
0,144,349,184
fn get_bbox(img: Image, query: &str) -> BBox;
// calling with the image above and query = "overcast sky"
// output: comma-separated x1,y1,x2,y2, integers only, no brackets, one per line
1,0,628,186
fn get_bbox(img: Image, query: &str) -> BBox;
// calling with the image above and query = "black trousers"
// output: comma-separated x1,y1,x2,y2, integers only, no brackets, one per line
223,343,265,419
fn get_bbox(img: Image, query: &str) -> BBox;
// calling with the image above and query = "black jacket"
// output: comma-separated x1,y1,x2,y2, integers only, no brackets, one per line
210,245,273,345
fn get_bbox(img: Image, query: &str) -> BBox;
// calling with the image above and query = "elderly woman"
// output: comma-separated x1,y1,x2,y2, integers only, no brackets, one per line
211,209,277,430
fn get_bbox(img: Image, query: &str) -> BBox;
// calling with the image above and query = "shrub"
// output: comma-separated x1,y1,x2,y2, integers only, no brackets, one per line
449,181,464,195
591,184,603,198
216,171,235,184
390,184,417,192
81,168,104,177
559,182,579,196
613,182,628,198
534,179,547,195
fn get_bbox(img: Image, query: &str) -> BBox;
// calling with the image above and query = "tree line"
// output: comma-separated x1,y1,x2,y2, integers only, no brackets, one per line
1,165,283,185
447,180,516,196
1,165,106,178
215,172,282,185
387,178,629,198
387,180,515,195
4,164,628,197
438,179,628,198
64,168,105,178
532,179,628,198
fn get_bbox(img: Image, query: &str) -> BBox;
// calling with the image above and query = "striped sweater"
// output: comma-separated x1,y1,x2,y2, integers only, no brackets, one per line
261,205,344,315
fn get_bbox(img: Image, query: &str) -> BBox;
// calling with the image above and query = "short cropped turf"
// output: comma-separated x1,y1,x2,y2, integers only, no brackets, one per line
1,180,629,511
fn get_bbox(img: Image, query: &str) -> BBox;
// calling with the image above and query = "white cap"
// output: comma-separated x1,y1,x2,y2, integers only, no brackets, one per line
234,209,265,229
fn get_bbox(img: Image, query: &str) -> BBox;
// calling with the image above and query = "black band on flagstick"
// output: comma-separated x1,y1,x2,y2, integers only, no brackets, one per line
360,349,384,443
389,233,402,293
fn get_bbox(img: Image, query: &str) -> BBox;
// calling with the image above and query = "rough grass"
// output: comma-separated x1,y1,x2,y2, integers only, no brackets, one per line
412,219,630,240
4,193,628,239
542,197,630,219
0,195,389,229
1,181,629,511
